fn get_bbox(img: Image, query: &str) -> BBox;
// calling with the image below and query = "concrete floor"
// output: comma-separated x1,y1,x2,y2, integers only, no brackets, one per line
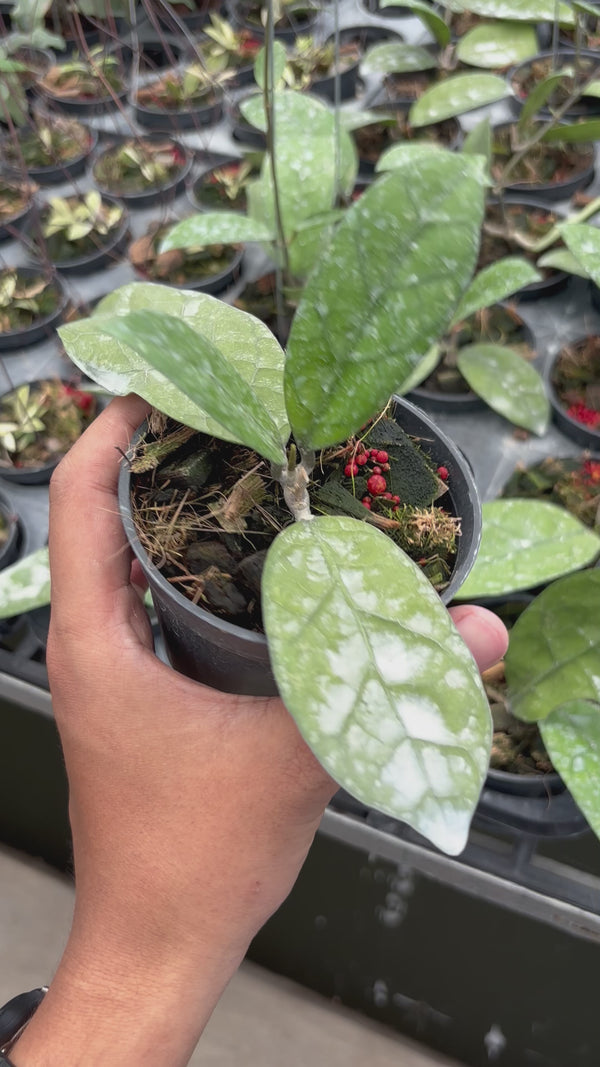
0,845,462,1066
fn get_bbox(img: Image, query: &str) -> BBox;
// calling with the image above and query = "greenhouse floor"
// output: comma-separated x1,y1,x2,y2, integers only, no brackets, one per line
0,844,462,1067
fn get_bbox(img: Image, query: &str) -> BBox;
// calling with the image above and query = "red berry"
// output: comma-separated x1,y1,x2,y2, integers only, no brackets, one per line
376,451,388,463
392,495,400,504
356,453,368,466
437,465,449,481
361,496,372,509
381,462,390,472
372,466,382,475
392,504,399,512
344,462,359,477
367,474,387,496
369,449,379,458
383,492,393,499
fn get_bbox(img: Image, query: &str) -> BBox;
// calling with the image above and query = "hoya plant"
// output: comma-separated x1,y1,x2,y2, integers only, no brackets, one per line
43,147,499,858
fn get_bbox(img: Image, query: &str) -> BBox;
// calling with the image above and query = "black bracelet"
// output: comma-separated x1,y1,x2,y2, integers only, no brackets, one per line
0,987,47,1064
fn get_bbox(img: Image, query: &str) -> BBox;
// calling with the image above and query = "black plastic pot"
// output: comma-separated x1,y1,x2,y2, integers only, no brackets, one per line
544,337,600,449
0,269,68,353
1,123,98,186
188,156,249,212
37,74,129,117
133,78,224,132
228,91,266,148
354,110,461,175
360,0,411,17
153,0,222,33
0,378,97,485
482,198,569,302
118,395,482,695
491,122,595,202
27,195,130,276
509,50,600,120
108,37,186,74
0,490,21,573
132,238,244,295
227,0,320,42
0,193,34,243
92,135,193,208
409,308,537,414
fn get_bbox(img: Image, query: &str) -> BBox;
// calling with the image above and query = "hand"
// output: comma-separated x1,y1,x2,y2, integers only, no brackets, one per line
11,395,507,1067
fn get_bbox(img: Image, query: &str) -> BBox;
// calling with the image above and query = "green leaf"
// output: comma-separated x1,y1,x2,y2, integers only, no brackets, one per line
285,154,486,450
560,223,600,287
263,515,491,856
540,120,600,143
456,22,538,69
397,344,441,393
246,92,356,278
410,73,508,126
582,81,600,98
517,71,572,130
451,256,541,323
89,311,287,465
505,569,600,721
537,248,589,277
541,700,600,837
457,343,549,434
445,0,574,23
375,142,447,172
455,500,600,600
0,547,51,620
58,282,289,447
253,40,287,89
361,42,437,75
462,116,492,166
159,212,274,251
380,0,451,45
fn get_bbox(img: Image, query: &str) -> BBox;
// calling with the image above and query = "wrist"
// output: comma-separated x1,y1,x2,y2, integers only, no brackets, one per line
9,919,247,1067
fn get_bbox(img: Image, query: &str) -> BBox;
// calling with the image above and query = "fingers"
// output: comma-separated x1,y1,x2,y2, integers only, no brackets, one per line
449,604,509,673
49,394,151,638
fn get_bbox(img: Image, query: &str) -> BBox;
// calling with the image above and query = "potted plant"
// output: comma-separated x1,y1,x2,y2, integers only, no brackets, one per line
37,46,127,114
0,490,20,572
502,454,600,530
58,147,498,858
28,190,129,274
0,266,67,351
0,177,35,240
490,121,595,201
189,156,257,213
197,12,263,86
133,63,227,131
282,34,361,100
1,115,97,184
546,336,600,447
128,220,243,294
0,377,96,484
227,0,321,43
509,49,600,120
351,110,461,174
92,135,192,208
478,199,570,300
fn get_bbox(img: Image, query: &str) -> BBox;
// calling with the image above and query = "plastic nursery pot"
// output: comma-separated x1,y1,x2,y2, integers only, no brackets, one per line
228,92,266,149
0,185,34,243
544,336,600,449
107,38,186,75
133,72,224,133
226,0,321,42
0,490,20,573
491,122,595,203
0,268,68,353
409,304,536,414
91,135,193,209
188,156,251,213
117,395,482,695
0,378,97,485
153,0,222,33
27,194,130,276
36,66,129,117
295,37,362,102
354,111,461,175
1,121,98,186
129,223,244,295
480,198,569,302
509,50,600,120
360,0,411,18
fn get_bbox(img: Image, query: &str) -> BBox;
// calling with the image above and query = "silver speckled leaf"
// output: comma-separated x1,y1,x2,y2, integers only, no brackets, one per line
451,257,541,323
263,515,491,856
455,22,538,68
541,700,600,837
561,224,600,288
455,501,600,600
58,282,289,447
285,154,486,450
410,73,508,127
457,343,549,435
506,570,600,722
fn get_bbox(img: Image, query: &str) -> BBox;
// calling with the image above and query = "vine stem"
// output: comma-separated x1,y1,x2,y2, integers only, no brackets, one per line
264,0,291,286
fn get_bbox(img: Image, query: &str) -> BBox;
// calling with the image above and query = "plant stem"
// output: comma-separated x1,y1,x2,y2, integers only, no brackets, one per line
497,66,600,190
264,0,291,291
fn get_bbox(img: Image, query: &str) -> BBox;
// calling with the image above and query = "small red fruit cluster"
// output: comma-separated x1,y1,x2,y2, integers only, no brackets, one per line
344,444,401,510
62,383,94,414
566,402,600,429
